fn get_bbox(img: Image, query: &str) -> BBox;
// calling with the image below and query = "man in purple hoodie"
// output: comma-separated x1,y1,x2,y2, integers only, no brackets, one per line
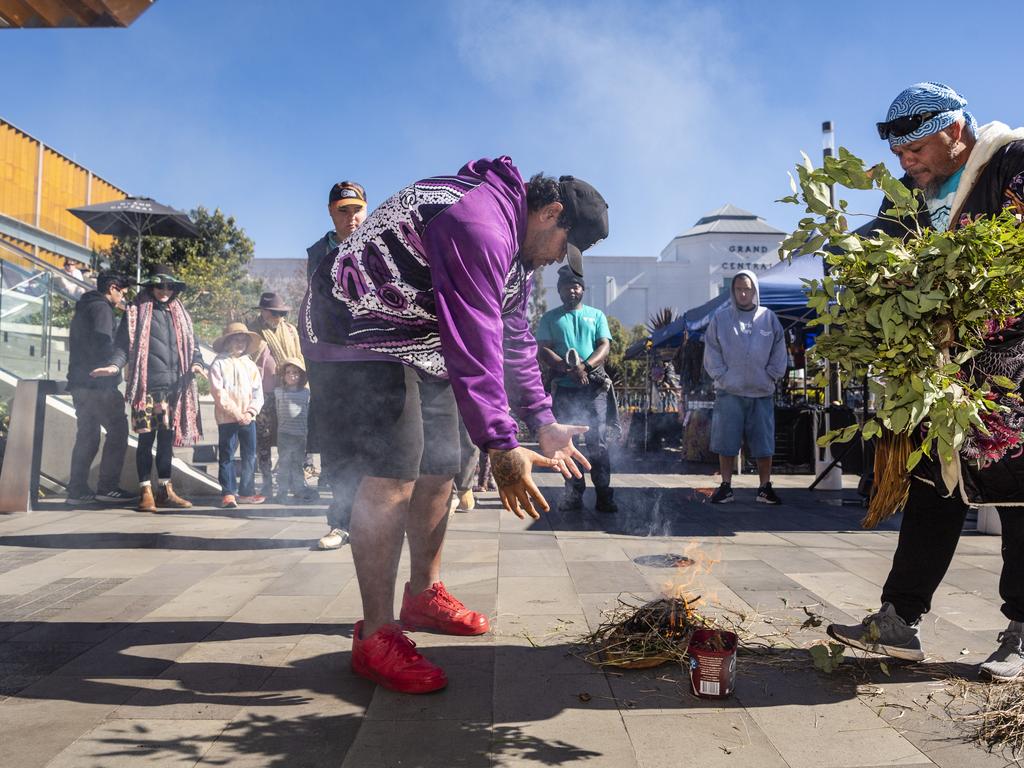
301,157,608,693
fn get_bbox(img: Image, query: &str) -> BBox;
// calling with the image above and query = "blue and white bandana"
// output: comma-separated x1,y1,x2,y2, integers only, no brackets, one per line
884,82,978,147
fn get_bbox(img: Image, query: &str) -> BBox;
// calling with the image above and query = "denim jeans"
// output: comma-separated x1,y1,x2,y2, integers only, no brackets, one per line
218,421,257,496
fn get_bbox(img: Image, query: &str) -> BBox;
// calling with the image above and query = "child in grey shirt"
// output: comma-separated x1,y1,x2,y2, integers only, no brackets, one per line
274,357,313,503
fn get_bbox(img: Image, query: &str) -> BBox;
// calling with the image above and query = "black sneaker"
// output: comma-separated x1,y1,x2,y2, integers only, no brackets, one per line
557,488,584,512
756,482,782,505
96,488,139,503
595,490,618,514
709,483,734,504
66,491,97,506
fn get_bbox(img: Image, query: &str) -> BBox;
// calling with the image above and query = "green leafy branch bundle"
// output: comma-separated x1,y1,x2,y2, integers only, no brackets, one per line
780,148,1024,477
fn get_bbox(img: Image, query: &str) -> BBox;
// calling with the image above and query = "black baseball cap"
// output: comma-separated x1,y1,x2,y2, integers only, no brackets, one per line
328,181,367,207
558,176,608,276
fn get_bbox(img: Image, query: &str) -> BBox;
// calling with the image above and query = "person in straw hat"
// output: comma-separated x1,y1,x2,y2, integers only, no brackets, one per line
209,321,266,509
248,291,305,499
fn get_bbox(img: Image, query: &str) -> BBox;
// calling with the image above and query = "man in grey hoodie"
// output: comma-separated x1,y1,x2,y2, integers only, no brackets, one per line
702,270,786,505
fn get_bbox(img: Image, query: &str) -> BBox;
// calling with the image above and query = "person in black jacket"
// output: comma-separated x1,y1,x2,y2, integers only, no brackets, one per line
828,82,1024,682
66,271,135,505
95,265,206,512
307,181,367,551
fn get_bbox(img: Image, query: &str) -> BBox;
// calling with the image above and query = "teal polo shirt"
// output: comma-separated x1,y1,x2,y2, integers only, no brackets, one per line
536,304,611,388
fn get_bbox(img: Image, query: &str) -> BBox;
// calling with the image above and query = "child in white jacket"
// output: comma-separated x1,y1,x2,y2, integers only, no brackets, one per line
209,322,265,508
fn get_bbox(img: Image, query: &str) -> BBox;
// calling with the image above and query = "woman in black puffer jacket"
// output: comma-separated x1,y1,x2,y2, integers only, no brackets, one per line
101,265,205,512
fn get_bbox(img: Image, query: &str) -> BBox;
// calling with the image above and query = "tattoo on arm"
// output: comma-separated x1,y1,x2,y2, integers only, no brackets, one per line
490,449,525,487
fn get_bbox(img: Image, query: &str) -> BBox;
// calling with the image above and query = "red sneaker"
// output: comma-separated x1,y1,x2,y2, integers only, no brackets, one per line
350,621,447,694
400,581,490,636
238,495,266,505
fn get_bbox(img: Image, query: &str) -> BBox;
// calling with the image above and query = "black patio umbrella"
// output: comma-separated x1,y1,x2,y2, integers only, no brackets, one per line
68,196,200,284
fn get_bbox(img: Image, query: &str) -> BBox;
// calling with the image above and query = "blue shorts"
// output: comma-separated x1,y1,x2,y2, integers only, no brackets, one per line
710,393,775,458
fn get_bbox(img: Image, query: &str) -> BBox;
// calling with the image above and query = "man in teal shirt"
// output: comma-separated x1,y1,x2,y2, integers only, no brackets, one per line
537,266,617,513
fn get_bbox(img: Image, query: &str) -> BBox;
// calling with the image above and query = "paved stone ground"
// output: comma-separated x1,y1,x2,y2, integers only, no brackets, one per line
0,471,1017,767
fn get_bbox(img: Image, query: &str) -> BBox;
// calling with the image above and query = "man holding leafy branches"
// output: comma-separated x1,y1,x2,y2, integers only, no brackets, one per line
783,82,1024,681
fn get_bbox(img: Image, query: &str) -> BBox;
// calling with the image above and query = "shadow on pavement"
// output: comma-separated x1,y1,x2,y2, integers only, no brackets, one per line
0,532,317,551
534,486,900,537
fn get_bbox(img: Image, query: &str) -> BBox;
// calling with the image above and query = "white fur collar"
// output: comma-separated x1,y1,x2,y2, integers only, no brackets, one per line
950,121,1024,223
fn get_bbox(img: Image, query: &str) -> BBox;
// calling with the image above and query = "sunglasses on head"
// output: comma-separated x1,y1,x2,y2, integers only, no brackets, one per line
876,110,949,140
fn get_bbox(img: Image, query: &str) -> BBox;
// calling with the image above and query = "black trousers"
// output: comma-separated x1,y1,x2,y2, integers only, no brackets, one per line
552,384,612,494
68,388,129,494
882,479,1024,623
136,428,175,482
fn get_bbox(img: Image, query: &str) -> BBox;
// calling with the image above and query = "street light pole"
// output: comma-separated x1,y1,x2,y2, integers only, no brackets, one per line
815,119,843,490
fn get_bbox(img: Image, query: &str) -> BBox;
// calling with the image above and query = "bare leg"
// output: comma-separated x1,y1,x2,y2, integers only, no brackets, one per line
756,457,772,485
719,455,735,485
407,474,454,595
351,476,415,637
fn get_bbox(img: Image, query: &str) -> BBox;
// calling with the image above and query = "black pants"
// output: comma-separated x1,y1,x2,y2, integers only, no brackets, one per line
552,384,612,494
136,428,175,482
68,388,129,494
882,479,1024,623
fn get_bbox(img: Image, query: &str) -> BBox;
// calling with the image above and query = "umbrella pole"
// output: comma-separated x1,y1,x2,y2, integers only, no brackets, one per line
136,232,142,285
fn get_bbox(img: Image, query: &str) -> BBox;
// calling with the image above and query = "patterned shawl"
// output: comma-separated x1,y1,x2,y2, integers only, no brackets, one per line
124,294,203,446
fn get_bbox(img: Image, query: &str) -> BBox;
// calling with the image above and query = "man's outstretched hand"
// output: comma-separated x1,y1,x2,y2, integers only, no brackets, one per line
489,446,558,519
537,422,592,478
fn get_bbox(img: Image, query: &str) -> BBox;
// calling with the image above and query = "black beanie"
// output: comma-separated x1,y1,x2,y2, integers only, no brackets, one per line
557,264,585,288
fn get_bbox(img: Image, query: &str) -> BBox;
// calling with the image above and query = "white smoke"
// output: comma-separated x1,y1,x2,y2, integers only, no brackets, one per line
448,0,807,257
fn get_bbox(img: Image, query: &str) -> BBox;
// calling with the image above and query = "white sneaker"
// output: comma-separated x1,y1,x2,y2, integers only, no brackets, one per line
318,528,349,550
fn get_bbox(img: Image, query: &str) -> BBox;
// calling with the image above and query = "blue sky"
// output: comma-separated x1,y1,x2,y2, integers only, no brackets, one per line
5,0,1022,260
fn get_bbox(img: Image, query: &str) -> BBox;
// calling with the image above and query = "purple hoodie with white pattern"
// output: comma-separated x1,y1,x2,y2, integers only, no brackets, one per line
300,156,554,451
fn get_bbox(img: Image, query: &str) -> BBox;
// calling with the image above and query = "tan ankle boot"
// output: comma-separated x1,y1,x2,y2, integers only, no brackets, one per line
156,482,192,509
137,485,157,512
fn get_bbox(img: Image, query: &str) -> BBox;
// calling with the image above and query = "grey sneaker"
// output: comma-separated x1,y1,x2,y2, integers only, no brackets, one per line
980,621,1024,682
826,602,925,661
318,528,349,550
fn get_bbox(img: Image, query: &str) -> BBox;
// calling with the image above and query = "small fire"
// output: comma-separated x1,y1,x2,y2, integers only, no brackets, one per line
660,540,720,611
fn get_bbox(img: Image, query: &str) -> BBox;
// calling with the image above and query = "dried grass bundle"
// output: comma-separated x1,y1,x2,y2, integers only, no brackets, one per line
577,595,708,669
864,430,912,528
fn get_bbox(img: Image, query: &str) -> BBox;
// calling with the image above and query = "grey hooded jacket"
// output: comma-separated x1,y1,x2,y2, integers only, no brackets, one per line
702,270,787,398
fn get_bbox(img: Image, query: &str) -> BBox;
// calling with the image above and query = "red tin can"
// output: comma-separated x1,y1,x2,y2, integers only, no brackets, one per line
688,629,738,699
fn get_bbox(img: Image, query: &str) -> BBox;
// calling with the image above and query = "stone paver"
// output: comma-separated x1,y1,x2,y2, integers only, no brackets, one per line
0,471,1017,767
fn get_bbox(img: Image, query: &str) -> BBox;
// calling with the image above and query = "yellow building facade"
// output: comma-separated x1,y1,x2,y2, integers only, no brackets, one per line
0,117,127,270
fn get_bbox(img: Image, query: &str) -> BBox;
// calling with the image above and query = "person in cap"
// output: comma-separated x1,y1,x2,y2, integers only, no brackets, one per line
703,270,787,505
828,83,1024,681
306,182,369,549
307,181,368,281
301,158,607,693
66,271,136,505
209,322,266,509
247,292,306,500
536,265,617,513
274,357,312,503
95,264,205,512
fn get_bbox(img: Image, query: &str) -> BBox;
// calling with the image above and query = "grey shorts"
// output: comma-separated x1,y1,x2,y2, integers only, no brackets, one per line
710,393,775,458
312,361,461,481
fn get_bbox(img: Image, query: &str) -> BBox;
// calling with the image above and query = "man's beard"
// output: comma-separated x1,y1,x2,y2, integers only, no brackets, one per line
917,144,966,197
562,294,582,309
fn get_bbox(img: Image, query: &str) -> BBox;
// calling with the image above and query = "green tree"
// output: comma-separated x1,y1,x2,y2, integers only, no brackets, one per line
102,206,263,342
